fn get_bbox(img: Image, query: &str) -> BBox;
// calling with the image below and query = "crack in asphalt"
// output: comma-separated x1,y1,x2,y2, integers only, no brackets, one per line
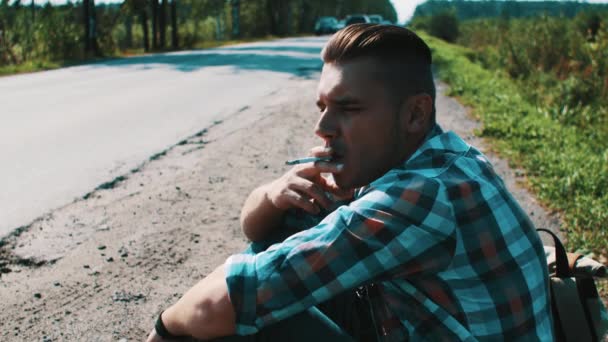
0,119,226,266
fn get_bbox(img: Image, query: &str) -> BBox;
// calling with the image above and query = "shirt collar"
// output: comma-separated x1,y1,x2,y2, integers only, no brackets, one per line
404,124,470,164
355,124,470,198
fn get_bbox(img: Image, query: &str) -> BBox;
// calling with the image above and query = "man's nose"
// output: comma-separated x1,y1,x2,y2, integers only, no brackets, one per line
314,111,338,140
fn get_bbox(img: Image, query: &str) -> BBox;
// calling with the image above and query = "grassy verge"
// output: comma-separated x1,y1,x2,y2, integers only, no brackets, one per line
192,35,279,50
0,60,62,77
420,32,608,257
0,35,280,77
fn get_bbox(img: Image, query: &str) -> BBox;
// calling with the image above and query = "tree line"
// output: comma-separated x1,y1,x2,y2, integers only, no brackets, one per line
412,0,608,21
410,1,607,133
0,0,397,68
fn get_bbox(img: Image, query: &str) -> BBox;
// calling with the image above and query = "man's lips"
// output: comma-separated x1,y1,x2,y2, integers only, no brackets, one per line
324,145,345,164
329,152,345,166
328,146,344,159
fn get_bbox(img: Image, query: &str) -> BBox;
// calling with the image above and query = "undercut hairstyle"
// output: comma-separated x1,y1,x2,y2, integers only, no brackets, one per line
321,24,436,122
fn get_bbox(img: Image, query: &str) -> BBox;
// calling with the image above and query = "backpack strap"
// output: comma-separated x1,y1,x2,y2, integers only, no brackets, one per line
537,228,571,277
537,228,608,342
567,252,583,274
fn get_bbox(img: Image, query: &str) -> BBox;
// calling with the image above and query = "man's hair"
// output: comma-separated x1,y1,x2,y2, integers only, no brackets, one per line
321,24,436,122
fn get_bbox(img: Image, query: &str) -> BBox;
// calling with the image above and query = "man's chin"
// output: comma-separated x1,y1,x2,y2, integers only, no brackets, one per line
332,173,356,190
331,173,346,188
334,169,383,190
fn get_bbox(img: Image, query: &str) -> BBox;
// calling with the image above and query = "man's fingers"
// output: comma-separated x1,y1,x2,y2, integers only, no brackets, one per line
309,146,333,158
290,159,342,175
269,166,344,212
330,187,355,201
319,175,355,201
286,190,320,214
145,329,163,342
289,179,333,210
313,160,344,174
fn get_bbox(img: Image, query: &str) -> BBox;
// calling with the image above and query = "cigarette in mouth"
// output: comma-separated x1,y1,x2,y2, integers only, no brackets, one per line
285,156,331,165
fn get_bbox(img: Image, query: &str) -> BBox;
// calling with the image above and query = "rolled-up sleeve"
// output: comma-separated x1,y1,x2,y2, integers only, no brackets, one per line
225,176,457,335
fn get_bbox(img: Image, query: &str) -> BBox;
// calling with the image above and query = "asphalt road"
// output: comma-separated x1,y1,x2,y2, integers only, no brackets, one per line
0,36,328,237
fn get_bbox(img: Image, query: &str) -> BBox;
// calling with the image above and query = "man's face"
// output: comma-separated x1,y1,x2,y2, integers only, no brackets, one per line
315,58,411,189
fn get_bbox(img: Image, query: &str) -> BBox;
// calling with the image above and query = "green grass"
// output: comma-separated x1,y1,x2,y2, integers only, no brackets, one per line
0,60,61,76
192,35,279,50
421,32,608,256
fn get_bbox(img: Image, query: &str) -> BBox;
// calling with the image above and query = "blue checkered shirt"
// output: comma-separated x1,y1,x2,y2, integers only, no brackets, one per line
226,125,553,341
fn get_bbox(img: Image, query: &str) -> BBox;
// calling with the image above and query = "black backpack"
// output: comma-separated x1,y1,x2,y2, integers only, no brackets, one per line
538,229,608,341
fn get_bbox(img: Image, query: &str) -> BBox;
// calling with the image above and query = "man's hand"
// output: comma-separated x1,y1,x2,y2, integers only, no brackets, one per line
240,146,354,241
267,146,353,214
144,264,235,341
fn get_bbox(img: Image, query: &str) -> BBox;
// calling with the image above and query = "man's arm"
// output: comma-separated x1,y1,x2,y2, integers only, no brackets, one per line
239,182,288,242
146,264,235,341
240,147,346,242
226,178,457,335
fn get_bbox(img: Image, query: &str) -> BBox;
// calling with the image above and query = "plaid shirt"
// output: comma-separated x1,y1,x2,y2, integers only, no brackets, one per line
226,125,553,341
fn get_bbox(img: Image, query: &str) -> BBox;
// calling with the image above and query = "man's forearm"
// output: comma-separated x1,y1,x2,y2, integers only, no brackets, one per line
161,264,237,340
240,183,285,241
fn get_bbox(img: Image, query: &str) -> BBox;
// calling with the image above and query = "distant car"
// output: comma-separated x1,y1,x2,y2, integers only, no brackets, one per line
314,16,338,35
368,14,383,24
344,14,371,26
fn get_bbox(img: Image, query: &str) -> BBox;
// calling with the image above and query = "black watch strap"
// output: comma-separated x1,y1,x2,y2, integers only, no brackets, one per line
155,311,186,340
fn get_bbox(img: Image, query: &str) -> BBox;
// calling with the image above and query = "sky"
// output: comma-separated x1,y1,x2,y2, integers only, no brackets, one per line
27,0,608,25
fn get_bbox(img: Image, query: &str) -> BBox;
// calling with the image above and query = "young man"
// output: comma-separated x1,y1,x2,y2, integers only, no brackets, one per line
146,24,553,341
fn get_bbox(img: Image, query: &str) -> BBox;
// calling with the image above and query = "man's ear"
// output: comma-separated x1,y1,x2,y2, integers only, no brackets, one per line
404,93,433,133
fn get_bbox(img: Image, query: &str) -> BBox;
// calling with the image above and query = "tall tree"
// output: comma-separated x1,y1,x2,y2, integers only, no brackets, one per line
171,0,178,49
83,0,91,53
27,0,35,60
151,0,159,50
0,1,14,64
125,13,133,48
141,7,150,51
83,0,99,56
132,0,150,51
91,0,100,55
215,9,224,41
125,0,149,51
266,0,293,36
266,0,279,36
231,0,240,38
298,0,312,33
283,0,292,35
159,0,167,49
